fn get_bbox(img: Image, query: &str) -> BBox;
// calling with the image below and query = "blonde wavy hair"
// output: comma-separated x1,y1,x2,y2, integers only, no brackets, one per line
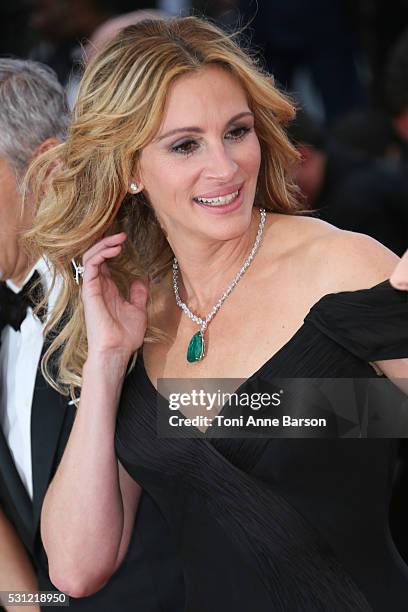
24,15,303,399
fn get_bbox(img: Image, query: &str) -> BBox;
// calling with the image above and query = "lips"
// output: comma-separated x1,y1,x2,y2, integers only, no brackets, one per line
194,182,244,200
193,183,244,214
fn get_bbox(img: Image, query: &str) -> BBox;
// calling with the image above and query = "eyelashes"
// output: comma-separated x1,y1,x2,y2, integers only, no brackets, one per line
170,126,252,157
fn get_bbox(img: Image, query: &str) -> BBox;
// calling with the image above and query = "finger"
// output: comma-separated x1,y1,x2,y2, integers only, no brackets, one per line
390,254,408,290
129,279,149,309
100,261,112,278
83,245,123,283
82,232,127,266
82,232,126,266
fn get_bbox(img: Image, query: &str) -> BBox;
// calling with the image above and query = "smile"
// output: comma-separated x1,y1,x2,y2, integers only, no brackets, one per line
193,188,241,207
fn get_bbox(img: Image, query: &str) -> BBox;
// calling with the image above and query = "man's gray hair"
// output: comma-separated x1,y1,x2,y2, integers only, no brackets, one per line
0,58,70,178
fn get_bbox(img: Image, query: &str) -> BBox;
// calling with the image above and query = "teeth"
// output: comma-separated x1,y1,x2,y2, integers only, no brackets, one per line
194,189,239,206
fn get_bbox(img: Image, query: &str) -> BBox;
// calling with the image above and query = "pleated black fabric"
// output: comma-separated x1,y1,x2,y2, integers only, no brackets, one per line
305,279,408,361
115,279,408,611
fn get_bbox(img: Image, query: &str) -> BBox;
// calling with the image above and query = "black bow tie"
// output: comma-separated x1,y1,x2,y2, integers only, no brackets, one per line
0,270,47,333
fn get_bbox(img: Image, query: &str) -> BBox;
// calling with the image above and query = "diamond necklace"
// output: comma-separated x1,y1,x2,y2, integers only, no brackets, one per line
172,207,266,363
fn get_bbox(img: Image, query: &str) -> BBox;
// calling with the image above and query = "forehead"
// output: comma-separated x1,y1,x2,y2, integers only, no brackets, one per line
158,65,250,131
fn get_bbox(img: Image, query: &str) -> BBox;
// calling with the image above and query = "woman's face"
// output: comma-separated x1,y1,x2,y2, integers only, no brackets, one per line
137,64,262,245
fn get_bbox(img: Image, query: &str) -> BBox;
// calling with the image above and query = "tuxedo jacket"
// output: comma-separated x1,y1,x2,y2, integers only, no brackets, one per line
0,322,184,611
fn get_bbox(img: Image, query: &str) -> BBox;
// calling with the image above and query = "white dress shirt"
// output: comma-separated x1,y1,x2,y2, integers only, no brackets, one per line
0,258,62,500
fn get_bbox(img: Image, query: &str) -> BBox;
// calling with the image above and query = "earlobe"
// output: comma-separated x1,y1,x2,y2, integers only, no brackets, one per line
128,179,143,195
129,180,143,195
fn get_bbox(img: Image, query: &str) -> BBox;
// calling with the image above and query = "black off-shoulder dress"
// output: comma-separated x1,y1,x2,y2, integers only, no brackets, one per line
115,280,408,612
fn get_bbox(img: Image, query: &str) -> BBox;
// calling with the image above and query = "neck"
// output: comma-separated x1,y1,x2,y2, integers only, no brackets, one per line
8,254,34,288
171,208,262,314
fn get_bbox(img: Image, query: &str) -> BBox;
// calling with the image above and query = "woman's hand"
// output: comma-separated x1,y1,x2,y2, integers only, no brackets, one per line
390,249,408,290
81,232,148,359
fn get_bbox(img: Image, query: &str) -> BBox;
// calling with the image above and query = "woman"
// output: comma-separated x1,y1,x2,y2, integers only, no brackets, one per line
26,16,408,611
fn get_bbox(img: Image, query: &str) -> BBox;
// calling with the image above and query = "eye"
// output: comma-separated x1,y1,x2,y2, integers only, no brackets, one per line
225,126,251,140
170,125,252,157
171,139,199,156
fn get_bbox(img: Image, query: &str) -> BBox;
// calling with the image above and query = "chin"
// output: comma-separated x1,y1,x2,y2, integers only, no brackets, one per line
197,206,254,241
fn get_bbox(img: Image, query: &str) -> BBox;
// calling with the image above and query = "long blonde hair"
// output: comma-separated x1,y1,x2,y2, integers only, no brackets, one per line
24,15,302,398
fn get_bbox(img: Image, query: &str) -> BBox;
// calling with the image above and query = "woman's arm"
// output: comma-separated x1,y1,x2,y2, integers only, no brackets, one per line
378,246,408,393
41,233,149,598
0,507,40,612
41,353,141,598
319,230,408,391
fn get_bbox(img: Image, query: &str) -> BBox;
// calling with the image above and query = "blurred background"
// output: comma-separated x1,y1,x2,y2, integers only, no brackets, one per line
2,0,408,562
1,1,408,123
2,0,408,254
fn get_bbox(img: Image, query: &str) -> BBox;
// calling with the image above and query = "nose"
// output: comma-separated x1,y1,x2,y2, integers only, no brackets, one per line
203,142,238,182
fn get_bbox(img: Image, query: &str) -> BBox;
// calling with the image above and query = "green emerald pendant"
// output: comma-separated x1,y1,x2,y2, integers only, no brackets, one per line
187,331,205,363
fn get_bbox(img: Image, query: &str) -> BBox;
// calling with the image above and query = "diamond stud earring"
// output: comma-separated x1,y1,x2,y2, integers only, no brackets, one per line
129,181,139,193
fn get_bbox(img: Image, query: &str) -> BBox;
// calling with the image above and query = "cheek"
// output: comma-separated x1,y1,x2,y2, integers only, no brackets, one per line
0,193,20,225
0,175,19,218
240,136,262,176
158,161,199,204
142,165,194,217
143,152,192,190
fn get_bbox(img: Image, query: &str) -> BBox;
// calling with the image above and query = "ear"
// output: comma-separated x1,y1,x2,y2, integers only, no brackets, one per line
129,159,144,195
31,137,61,160
128,179,145,195
25,138,62,187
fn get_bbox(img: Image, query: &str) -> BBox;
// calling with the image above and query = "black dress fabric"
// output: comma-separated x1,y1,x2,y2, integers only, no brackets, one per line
115,279,408,611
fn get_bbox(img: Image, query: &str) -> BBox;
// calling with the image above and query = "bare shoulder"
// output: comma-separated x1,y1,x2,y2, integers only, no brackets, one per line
266,212,337,251
309,223,399,293
267,212,399,294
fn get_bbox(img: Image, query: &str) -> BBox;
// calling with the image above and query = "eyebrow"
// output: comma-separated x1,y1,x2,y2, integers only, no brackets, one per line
155,111,254,142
